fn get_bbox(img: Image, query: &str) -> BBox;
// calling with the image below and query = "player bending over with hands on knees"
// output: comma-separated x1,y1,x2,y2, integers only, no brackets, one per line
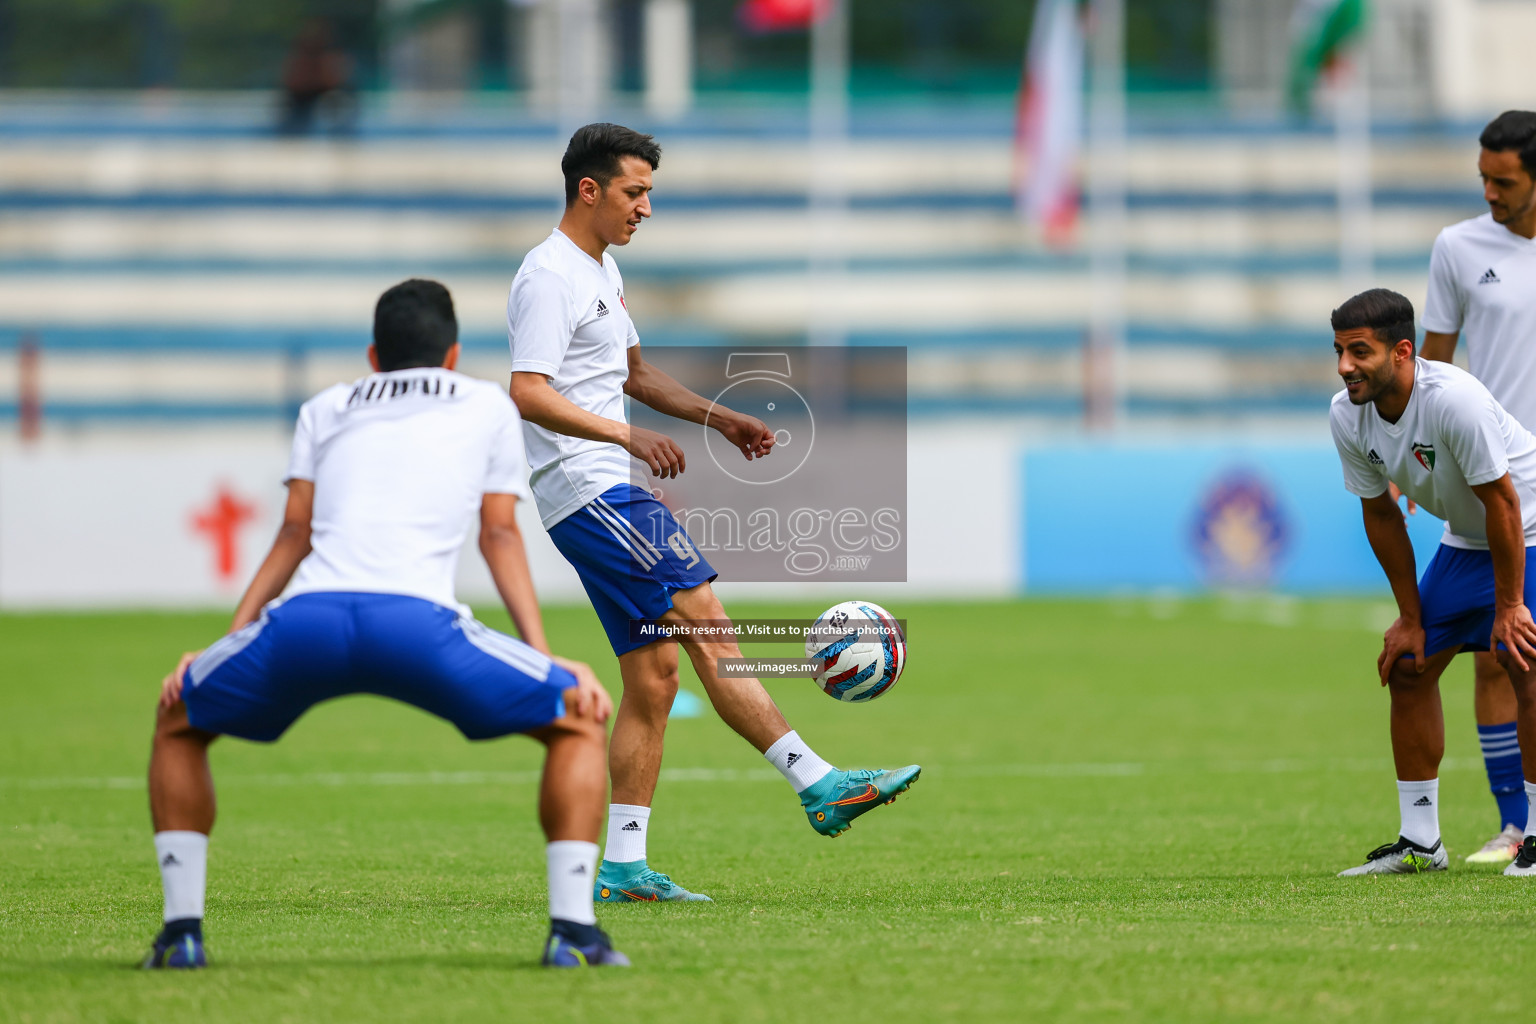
1328,288,1536,877
144,279,629,969
506,123,920,903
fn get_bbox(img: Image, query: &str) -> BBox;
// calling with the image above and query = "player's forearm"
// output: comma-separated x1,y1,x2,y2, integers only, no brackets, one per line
623,362,715,426
1421,331,1459,363
480,525,551,654
230,525,310,631
509,373,628,446
1475,478,1528,609
1362,507,1423,621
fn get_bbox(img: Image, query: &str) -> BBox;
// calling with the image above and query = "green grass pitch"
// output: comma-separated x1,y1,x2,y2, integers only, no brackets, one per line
3,597,1534,1022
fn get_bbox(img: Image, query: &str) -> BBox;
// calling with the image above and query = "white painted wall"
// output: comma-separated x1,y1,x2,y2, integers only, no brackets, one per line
0,425,1020,610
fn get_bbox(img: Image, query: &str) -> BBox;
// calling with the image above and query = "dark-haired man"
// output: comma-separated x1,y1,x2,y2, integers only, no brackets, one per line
1328,287,1536,877
1421,110,1536,864
143,279,630,969
507,124,920,903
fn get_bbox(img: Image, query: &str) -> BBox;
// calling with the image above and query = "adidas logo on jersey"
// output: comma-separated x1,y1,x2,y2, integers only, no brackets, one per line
1479,268,1500,285
596,300,610,317
1413,796,1433,807
1367,448,1384,466
621,820,643,832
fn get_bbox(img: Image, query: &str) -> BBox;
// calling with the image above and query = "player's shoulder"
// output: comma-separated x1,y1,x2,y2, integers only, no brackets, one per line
1418,359,1496,417
1434,212,1499,251
1329,387,1360,421
515,234,579,280
297,380,355,421
447,371,522,417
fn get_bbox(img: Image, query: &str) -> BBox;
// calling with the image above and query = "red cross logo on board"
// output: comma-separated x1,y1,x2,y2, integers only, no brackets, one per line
190,484,257,584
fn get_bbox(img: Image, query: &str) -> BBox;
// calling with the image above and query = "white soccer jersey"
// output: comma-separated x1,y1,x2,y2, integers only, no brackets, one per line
284,368,531,610
1330,359,1536,549
1423,213,1536,429
507,229,641,528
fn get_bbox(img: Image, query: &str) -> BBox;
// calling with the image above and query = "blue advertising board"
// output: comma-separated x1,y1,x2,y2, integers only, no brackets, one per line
1022,443,1449,592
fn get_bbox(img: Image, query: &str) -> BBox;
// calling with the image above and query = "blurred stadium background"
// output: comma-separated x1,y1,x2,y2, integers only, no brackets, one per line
0,0,1528,608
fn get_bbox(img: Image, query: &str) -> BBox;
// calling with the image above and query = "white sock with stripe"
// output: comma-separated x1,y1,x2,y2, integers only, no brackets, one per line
603,803,650,865
154,831,208,922
1526,780,1536,839
547,840,598,925
1397,779,1440,848
765,731,834,792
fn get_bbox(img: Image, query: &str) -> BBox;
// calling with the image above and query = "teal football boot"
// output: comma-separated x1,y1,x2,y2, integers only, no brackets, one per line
594,860,713,902
800,765,921,837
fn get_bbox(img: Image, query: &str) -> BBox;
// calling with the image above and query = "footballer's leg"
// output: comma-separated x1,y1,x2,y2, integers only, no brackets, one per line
1339,648,1457,876
143,699,216,968
529,696,631,964
594,640,713,902
1467,650,1526,864
1498,653,1536,876
664,581,921,839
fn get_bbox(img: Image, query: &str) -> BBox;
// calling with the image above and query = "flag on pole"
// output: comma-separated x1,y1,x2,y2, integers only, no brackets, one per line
1014,0,1085,242
738,0,827,33
1287,0,1368,113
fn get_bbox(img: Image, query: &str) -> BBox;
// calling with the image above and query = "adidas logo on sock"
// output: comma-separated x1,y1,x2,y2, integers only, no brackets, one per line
596,300,610,316
572,864,587,874
160,853,180,867
621,820,643,832
786,752,801,767
1413,796,1432,806
1479,268,1500,285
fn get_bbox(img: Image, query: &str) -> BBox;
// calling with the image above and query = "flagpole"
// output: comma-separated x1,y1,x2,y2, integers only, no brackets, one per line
1336,47,1373,292
1086,0,1126,430
809,0,849,347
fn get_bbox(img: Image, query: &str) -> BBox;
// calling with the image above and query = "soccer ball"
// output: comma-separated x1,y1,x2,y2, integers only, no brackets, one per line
804,600,906,702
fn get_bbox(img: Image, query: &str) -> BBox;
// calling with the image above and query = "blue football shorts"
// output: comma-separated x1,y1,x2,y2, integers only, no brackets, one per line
1413,543,1536,658
182,591,573,742
547,483,717,656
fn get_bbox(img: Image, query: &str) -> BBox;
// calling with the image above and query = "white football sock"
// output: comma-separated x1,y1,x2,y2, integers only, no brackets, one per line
1396,779,1440,848
765,731,834,792
546,840,598,925
154,831,208,922
603,803,650,865
1525,780,1536,839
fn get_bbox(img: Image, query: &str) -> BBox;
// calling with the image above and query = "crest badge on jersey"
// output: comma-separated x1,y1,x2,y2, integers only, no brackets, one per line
1412,443,1436,471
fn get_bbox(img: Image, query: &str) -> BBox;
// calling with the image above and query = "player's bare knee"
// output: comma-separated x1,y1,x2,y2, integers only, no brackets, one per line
552,698,606,742
153,700,190,739
1385,663,1435,695
627,662,679,713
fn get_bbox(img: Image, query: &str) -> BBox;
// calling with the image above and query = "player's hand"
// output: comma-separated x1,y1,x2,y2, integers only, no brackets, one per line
624,426,686,479
1388,481,1417,516
1377,617,1425,686
551,655,614,724
160,650,202,710
715,412,775,461
1491,603,1536,673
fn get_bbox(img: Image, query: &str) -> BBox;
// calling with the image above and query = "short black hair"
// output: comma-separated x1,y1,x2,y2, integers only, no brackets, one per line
561,122,661,206
1479,110,1536,177
373,279,457,371
1331,288,1416,351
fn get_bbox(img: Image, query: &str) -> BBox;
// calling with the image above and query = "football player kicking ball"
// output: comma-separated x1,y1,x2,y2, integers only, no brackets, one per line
507,123,920,903
143,279,629,969
1329,288,1536,877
